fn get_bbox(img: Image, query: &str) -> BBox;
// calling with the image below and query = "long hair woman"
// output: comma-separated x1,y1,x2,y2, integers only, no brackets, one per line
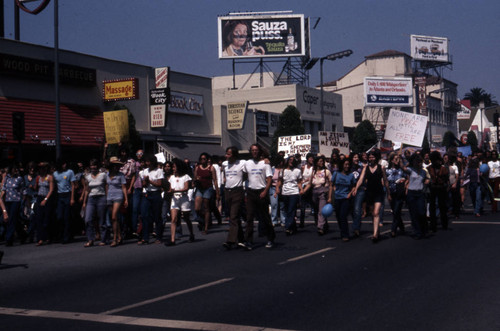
305,155,332,235
167,158,195,246
386,153,406,237
354,150,390,242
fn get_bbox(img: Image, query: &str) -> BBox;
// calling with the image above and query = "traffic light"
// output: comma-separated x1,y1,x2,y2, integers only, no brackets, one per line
12,112,25,141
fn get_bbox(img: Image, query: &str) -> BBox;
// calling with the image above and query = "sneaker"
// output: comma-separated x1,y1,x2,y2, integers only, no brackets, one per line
237,242,247,249
222,241,234,250
265,241,274,249
240,242,253,251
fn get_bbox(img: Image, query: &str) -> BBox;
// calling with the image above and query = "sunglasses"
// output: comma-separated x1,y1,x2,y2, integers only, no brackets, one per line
233,34,248,39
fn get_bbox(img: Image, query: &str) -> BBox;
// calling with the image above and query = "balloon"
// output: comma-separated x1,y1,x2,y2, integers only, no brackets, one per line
321,203,334,217
480,163,489,174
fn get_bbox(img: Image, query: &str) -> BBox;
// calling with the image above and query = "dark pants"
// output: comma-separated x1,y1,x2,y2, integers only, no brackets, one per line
225,187,245,243
140,191,162,242
430,188,449,231
245,188,275,243
35,196,55,242
334,198,350,239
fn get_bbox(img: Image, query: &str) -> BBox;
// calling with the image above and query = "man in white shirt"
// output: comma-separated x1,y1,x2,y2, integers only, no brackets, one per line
221,146,246,249
243,144,275,250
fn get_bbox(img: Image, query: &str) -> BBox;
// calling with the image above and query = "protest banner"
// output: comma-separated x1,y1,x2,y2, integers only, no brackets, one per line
319,131,350,156
278,134,311,158
384,109,427,147
103,109,129,144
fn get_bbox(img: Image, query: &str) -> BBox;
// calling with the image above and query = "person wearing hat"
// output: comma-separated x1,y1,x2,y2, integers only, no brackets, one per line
107,157,128,247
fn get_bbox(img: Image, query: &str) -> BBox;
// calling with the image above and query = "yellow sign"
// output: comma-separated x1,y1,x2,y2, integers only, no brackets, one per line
103,78,138,101
103,110,129,144
227,101,248,130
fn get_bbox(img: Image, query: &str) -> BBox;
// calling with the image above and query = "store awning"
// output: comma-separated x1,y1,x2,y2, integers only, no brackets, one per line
157,141,225,163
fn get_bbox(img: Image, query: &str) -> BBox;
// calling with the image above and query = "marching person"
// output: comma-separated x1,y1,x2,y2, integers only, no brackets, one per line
221,146,246,249
242,144,275,250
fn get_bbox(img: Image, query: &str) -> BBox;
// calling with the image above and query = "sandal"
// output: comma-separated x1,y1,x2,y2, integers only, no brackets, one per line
98,242,107,246
110,241,118,247
84,241,94,247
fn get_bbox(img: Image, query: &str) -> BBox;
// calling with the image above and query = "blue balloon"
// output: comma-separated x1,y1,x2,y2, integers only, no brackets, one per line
480,163,489,174
321,203,334,217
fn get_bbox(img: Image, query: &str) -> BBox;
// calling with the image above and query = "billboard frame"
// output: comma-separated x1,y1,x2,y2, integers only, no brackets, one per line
218,13,306,59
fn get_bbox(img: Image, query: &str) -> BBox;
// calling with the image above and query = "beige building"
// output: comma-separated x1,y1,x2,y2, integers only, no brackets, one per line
212,72,343,153
323,50,458,146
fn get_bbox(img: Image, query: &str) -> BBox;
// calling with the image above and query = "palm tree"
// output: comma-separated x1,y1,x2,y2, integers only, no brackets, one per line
464,87,498,107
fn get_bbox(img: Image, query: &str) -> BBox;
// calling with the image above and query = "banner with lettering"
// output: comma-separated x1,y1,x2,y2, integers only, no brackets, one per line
103,109,129,144
384,109,428,147
278,134,311,158
319,131,350,156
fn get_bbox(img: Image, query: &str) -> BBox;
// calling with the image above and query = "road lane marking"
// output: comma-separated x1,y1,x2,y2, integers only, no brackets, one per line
0,306,295,331
278,247,335,265
100,278,234,315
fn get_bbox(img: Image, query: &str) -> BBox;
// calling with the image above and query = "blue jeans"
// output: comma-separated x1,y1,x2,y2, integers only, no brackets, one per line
390,193,405,233
4,201,21,244
469,182,484,215
282,194,300,231
140,190,162,242
269,186,285,225
132,188,143,233
56,193,72,243
84,195,108,242
352,188,366,232
407,190,426,237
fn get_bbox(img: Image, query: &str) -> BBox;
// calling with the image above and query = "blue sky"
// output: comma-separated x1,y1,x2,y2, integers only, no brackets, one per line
3,0,499,99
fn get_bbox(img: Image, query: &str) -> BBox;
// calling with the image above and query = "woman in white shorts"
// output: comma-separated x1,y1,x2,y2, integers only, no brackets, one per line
166,158,195,246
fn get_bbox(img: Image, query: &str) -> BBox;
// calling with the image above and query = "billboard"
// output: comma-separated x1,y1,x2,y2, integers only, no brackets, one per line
218,14,306,59
364,77,413,107
411,35,449,63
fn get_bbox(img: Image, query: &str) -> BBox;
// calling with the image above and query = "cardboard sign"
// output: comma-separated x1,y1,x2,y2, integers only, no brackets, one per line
384,109,427,147
103,109,129,144
278,134,311,158
319,131,350,156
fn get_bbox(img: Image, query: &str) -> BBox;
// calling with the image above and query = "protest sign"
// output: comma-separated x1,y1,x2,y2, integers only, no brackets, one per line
278,134,311,158
319,131,350,156
384,109,427,147
103,109,129,144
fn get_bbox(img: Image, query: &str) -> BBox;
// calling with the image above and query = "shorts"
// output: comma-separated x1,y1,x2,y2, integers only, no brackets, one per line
107,198,123,205
195,187,214,199
171,193,191,212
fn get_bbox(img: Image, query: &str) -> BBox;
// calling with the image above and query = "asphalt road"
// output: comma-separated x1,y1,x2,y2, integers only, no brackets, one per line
1,206,500,331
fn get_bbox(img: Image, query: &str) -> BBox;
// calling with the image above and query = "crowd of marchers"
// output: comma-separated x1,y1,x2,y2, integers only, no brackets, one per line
1,143,499,249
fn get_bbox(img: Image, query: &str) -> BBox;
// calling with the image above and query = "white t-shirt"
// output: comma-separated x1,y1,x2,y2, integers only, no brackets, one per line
488,160,500,179
139,168,164,192
301,164,314,183
222,160,246,189
169,174,192,192
212,163,222,188
281,168,302,196
245,159,272,190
